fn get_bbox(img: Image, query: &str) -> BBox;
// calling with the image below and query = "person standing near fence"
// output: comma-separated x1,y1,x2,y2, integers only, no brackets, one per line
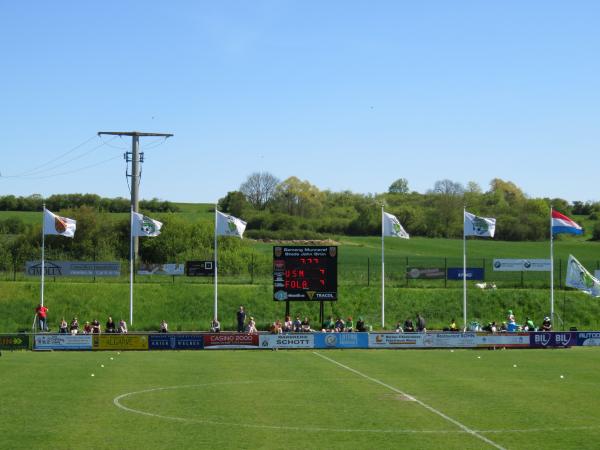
236,305,246,333
35,304,48,332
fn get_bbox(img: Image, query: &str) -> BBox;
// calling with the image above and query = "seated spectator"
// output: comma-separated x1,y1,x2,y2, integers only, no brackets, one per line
507,309,516,324
334,317,345,332
301,317,312,332
541,317,552,332
69,317,79,335
118,319,128,334
159,320,168,333
523,317,536,332
345,316,354,332
403,318,415,332
449,318,458,332
271,319,283,334
91,319,101,334
356,317,367,332
210,318,220,333
293,315,302,332
322,315,335,332
283,315,293,333
59,318,68,334
83,321,92,334
106,316,116,333
246,317,258,333
416,313,426,332
500,321,508,332
395,321,403,333
481,322,498,333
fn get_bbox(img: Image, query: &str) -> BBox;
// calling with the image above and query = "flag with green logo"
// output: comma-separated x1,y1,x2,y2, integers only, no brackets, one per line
216,210,246,238
464,211,496,237
132,211,162,237
383,211,409,239
566,255,600,297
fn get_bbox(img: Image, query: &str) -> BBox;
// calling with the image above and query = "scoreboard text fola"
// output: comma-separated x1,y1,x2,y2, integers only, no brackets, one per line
273,246,338,301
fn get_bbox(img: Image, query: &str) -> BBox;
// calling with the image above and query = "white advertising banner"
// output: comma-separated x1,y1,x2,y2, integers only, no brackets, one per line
422,333,477,348
475,333,530,347
368,333,424,348
34,334,92,350
259,334,314,349
493,259,551,272
138,263,185,276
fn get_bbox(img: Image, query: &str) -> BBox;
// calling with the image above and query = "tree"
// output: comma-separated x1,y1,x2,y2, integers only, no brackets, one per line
272,177,324,218
240,172,280,209
388,178,409,194
429,180,464,238
218,191,249,217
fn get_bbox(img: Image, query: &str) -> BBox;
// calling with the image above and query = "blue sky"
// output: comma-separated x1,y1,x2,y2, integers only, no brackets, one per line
1,1,599,203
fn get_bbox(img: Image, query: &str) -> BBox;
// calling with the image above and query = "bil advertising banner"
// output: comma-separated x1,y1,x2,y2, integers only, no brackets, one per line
148,334,204,350
314,332,368,349
259,334,314,349
529,332,576,348
203,333,259,349
0,334,29,350
576,332,600,346
368,333,425,348
92,334,148,350
35,334,92,350
475,333,530,348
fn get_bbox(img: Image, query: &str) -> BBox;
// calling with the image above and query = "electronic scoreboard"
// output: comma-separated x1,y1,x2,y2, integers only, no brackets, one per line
273,246,337,301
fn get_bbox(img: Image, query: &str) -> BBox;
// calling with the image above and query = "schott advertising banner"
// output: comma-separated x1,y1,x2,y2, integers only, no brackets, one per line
493,259,551,272
259,334,314,349
26,261,121,277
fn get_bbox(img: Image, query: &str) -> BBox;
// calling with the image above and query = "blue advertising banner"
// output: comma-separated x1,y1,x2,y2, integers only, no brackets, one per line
529,332,576,348
447,268,485,281
314,332,368,349
149,334,204,350
576,332,600,346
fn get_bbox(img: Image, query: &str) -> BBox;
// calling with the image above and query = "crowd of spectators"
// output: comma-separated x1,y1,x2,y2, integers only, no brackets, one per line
54,316,128,335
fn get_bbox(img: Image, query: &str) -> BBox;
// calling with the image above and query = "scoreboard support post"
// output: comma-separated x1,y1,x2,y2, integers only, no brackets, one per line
285,301,290,318
319,301,324,325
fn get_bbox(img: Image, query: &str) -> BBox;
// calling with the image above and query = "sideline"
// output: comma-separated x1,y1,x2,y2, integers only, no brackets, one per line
312,351,506,450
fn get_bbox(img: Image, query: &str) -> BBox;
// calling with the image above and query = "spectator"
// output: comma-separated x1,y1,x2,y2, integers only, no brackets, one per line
91,319,101,334
449,318,458,332
334,317,345,332
523,317,536,332
301,317,312,332
356,317,367,332
211,318,221,333
345,316,354,332
541,317,552,332
118,319,128,334
246,316,258,333
159,320,168,333
403,317,415,332
70,317,79,335
507,309,516,324
106,316,116,333
481,322,498,333
292,315,302,332
271,319,283,334
83,321,92,334
395,321,403,333
59,318,68,334
500,321,508,332
322,315,335,332
35,304,49,332
236,305,246,333
283,315,293,333
416,313,426,332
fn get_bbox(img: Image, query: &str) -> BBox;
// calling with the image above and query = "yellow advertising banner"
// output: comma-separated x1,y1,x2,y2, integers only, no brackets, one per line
92,334,148,350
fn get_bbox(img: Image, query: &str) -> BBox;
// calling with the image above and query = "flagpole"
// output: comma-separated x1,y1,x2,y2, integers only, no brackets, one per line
41,204,46,308
381,205,385,329
214,204,218,322
550,206,554,326
463,206,467,331
130,205,134,326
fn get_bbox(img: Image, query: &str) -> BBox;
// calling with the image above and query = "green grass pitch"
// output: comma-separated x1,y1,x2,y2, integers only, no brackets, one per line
2,347,599,449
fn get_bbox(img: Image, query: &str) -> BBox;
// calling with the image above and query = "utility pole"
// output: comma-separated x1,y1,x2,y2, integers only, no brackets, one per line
97,131,173,256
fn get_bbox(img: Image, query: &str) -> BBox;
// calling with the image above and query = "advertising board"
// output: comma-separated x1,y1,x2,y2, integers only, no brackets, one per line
148,334,204,350
259,334,314,349
447,268,485,281
314,332,368,349
185,260,214,276
26,261,121,277
529,332,575,348
138,264,185,276
493,259,551,272
34,334,92,350
92,334,148,350
475,333,530,348
422,333,477,348
203,333,259,349
406,268,445,279
0,334,29,350
576,332,600,346
368,333,424,348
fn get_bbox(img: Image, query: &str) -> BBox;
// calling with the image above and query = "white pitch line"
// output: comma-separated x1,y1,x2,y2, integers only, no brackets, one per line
312,351,506,450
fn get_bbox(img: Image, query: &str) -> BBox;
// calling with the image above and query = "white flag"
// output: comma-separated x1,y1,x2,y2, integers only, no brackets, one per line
383,211,409,239
216,210,246,238
464,211,496,237
44,209,76,238
566,255,600,297
132,211,162,237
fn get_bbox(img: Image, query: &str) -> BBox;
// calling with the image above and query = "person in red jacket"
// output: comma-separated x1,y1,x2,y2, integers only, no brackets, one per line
35,304,49,331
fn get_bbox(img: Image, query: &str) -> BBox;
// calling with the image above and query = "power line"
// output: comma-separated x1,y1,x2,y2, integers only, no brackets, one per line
17,155,122,180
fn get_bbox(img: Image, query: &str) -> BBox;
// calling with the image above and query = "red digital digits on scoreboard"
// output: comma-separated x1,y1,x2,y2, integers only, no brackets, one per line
273,246,337,301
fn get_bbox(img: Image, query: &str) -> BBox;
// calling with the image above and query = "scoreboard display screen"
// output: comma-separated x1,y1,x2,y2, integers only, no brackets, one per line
273,246,337,301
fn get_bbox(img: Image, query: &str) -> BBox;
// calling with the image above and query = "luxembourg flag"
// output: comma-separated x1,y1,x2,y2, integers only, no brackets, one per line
552,209,583,235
